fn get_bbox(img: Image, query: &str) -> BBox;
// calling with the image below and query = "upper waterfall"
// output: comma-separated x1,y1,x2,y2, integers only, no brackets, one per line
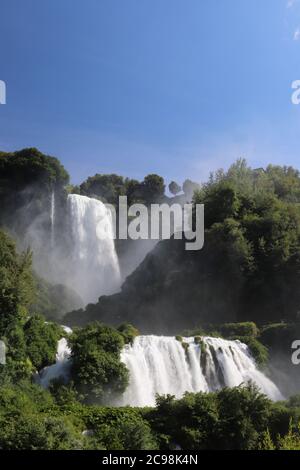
67,194,121,303
50,190,55,249
120,335,283,406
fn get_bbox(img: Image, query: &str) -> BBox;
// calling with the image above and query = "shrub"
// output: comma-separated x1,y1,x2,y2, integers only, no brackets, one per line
117,323,139,345
69,323,129,403
219,322,259,338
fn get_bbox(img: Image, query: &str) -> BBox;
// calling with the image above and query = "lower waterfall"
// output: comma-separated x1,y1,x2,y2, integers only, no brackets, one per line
39,334,284,405
38,326,72,388
38,337,72,388
119,335,283,406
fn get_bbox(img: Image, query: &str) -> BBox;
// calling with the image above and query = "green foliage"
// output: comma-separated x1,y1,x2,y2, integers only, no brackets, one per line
168,181,181,196
0,147,69,190
0,230,37,377
65,158,300,331
117,323,139,345
0,231,35,334
0,381,158,451
259,429,276,450
0,381,84,450
49,380,80,406
2,153,300,449
82,407,157,450
216,384,271,449
0,230,72,382
0,378,300,449
141,174,165,203
23,315,62,369
277,421,300,450
196,181,241,228
182,179,201,199
190,159,300,324
259,420,300,450
80,173,128,205
287,394,300,408
146,384,273,450
219,322,259,338
31,277,83,321
79,172,165,206
0,148,69,229
69,323,129,403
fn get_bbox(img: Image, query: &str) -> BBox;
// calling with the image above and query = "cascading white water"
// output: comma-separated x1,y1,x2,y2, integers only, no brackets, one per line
120,335,284,406
39,334,283,405
67,194,121,303
50,190,55,248
39,337,71,387
38,326,73,388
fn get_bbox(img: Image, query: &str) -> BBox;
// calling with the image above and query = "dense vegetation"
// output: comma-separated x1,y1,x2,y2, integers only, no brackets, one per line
0,380,300,450
78,173,165,205
0,148,69,233
31,277,83,321
69,323,130,404
72,172,199,206
1,148,300,449
65,160,300,334
0,232,298,449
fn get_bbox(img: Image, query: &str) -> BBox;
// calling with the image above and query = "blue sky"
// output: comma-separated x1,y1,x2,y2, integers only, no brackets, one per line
1,0,300,185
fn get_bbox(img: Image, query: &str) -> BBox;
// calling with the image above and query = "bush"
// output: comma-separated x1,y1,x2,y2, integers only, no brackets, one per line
69,323,129,403
23,315,62,369
146,384,273,450
219,322,259,338
117,323,139,345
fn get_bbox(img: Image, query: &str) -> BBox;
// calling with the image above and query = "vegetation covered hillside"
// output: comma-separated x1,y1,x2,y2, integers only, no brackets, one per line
1,150,300,449
64,159,300,331
0,148,69,234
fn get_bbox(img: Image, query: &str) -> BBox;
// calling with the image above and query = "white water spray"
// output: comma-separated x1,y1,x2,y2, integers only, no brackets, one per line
39,326,73,388
67,194,121,303
50,190,55,248
39,334,283,405
120,336,283,406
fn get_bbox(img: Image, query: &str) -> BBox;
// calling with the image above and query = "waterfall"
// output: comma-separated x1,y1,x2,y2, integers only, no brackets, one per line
50,190,55,248
120,335,284,406
67,194,121,303
38,326,73,388
39,334,283,406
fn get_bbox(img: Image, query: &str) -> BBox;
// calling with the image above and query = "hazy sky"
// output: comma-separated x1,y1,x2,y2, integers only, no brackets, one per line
1,0,300,185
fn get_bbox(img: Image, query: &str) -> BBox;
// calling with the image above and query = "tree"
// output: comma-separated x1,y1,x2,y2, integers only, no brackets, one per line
168,181,181,196
0,147,69,189
141,174,165,203
80,174,126,205
23,315,62,370
0,148,70,235
182,179,200,199
0,230,35,335
69,323,129,403
194,182,241,228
